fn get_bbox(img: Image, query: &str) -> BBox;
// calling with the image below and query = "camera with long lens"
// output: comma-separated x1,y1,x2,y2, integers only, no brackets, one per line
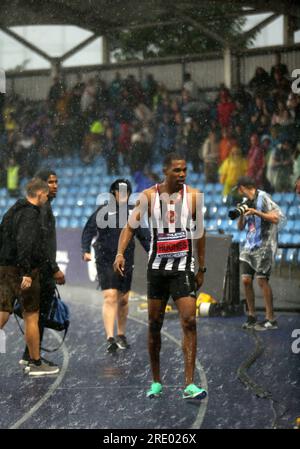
228,199,254,220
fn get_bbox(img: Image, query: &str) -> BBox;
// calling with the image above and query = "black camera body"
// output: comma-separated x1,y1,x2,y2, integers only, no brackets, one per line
228,199,255,220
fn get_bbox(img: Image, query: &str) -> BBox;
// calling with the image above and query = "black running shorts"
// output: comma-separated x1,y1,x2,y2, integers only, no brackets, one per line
96,263,133,293
240,260,271,279
147,270,196,302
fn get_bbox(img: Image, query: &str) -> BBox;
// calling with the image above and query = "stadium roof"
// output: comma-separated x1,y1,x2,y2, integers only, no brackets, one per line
1,0,300,34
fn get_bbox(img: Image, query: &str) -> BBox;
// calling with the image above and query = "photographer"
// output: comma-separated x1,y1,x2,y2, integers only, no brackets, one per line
233,176,284,331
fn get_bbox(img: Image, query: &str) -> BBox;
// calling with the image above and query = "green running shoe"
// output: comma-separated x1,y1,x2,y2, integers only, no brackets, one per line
183,384,207,400
146,382,162,398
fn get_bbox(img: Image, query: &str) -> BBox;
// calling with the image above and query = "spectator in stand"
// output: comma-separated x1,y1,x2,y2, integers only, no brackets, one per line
185,117,202,172
155,113,176,156
129,124,151,174
233,123,249,156
269,138,294,192
292,143,300,185
143,74,158,109
247,133,265,189
219,126,233,164
48,76,66,119
248,67,272,95
6,157,20,197
81,118,105,164
81,78,97,114
117,116,132,167
296,176,300,195
271,100,294,127
250,95,270,131
217,88,236,129
270,69,291,100
109,72,122,106
219,145,248,197
202,129,219,183
270,52,289,80
103,126,118,175
183,73,198,100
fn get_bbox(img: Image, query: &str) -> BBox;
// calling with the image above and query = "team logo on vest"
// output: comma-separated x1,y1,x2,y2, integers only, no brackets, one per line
166,210,177,224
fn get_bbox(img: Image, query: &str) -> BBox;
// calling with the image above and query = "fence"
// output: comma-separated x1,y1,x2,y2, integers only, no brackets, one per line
4,43,300,101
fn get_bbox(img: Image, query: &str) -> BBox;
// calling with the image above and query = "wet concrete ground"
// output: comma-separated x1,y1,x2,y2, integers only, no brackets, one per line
0,285,299,429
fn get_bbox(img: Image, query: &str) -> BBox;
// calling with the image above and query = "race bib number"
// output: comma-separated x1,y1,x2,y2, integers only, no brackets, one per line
156,231,189,258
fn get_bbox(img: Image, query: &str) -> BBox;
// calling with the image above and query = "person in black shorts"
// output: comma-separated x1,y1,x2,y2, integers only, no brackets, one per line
82,179,150,352
0,178,59,376
114,153,207,400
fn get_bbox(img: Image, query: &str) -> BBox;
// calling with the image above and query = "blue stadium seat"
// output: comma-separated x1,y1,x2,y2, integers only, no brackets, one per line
214,184,223,194
55,197,66,207
74,207,83,218
278,233,293,245
293,220,300,233
282,193,296,205
57,217,69,228
272,193,283,204
83,206,94,217
61,207,72,217
0,199,6,208
217,206,228,219
86,196,98,207
284,221,295,233
68,186,80,196
287,206,299,219
204,183,215,194
208,205,218,218
292,235,300,245
69,217,80,228
58,186,68,196
65,197,76,207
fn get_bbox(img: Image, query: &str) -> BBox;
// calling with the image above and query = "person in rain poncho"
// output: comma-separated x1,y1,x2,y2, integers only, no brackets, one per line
235,176,285,331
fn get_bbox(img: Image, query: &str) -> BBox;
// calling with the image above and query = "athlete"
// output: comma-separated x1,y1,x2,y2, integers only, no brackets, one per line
114,153,207,399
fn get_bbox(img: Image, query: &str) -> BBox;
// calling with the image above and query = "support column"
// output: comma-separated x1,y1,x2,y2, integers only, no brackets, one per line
223,47,239,89
101,36,110,64
223,47,232,89
50,58,62,79
283,15,295,45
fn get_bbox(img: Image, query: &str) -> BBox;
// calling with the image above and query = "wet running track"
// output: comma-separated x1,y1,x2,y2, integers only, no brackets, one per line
0,285,299,429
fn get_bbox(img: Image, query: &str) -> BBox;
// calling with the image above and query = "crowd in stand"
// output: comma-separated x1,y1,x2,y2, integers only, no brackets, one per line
0,51,300,198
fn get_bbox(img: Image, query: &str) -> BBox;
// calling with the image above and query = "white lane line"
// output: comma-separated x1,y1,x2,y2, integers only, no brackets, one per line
128,314,209,430
9,330,70,430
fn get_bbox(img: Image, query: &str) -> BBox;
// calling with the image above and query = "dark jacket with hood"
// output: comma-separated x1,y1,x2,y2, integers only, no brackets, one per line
81,200,150,270
0,198,46,277
41,199,59,274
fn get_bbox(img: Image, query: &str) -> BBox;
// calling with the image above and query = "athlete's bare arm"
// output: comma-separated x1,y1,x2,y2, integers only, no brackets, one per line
188,186,206,290
113,188,154,276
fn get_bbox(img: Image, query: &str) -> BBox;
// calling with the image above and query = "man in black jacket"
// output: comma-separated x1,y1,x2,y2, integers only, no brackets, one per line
19,169,65,368
81,179,150,352
0,178,59,376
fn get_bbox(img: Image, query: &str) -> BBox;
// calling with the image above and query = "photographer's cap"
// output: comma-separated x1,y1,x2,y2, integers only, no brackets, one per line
232,176,256,192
